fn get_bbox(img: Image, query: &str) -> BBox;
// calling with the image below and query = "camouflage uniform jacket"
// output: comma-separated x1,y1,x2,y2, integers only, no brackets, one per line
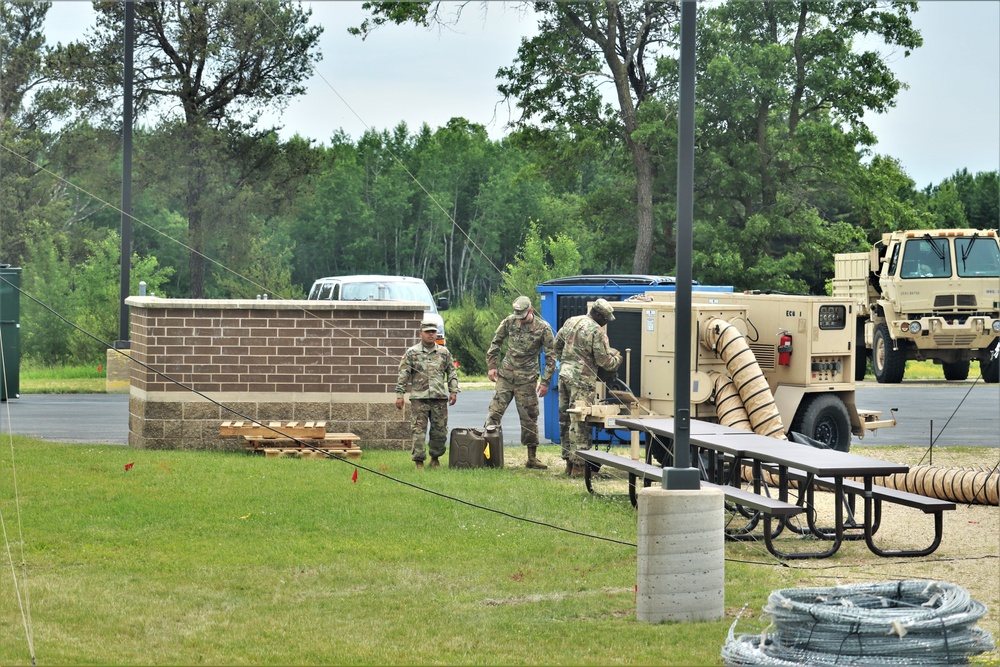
396,343,460,400
486,315,556,385
554,314,621,385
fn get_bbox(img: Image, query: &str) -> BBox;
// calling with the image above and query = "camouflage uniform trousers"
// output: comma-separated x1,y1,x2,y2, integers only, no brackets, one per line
409,398,449,462
485,375,540,447
558,377,595,462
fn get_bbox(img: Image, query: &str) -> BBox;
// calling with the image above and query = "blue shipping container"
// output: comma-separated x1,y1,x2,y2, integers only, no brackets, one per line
536,275,733,444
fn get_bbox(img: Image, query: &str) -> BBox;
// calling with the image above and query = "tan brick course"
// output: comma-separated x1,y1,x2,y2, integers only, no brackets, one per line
124,297,423,450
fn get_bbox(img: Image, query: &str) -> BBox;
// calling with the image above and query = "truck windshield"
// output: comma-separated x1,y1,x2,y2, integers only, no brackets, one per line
341,282,436,310
955,237,1000,277
900,238,951,279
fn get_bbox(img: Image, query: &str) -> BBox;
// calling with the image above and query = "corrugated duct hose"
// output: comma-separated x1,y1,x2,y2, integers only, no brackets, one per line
702,318,786,439
707,370,752,432
702,319,1000,507
875,465,999,506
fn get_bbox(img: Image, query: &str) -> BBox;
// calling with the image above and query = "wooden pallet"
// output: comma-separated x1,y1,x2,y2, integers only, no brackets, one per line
220,421,362,460
259,447,363,460
220,420,327,439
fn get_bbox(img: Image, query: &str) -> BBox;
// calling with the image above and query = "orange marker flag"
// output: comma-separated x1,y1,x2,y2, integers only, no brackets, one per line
484,442,491,460
124,462,134,471
351,468,358,483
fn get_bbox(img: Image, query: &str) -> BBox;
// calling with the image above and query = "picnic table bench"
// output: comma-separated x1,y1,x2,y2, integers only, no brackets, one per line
220,421,362,460
574,449,805,559
778,467,955,557
615,417,955,558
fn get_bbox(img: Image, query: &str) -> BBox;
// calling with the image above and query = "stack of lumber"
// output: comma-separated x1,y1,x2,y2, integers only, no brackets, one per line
219,421,362,460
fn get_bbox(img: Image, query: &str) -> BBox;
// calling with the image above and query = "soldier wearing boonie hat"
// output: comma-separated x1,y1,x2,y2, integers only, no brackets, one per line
396,318,460,469
485,296,556,469
553,299,622,477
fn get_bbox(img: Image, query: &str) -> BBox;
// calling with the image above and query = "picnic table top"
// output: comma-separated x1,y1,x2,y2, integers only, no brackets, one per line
615,417,908,478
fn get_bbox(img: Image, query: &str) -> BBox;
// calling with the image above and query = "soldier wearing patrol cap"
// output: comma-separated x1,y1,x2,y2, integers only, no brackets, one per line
485,295,556,469
396,319,460,469
553,298,622,477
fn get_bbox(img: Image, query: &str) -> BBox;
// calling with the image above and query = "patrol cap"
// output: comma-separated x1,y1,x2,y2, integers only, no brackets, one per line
420,319,438,332
512,296,532,319
592,298,615,321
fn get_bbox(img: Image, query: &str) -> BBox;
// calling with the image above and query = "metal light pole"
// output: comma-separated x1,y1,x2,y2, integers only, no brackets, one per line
662,0,700,490
116,0,134,349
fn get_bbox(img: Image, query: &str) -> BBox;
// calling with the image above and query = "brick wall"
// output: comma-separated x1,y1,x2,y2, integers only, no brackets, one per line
124,296,424,450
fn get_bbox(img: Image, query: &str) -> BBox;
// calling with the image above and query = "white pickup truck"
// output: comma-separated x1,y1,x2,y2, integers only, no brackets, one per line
307,275,449,344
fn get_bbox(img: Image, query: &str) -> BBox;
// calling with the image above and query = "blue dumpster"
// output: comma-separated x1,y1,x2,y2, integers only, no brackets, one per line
536,275,733,444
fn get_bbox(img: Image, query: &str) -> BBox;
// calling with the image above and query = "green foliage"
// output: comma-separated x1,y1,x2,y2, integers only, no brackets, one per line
444,226,581,374
674,0,922,294
21,230,171,365
927,181,969,228
4,0,995,368
501,221,582,298
851,156,933,241
213,231,303,300
19,235,74,365
49,1,323,297
944,169,999,229
441,295,496,375
66,231,172,363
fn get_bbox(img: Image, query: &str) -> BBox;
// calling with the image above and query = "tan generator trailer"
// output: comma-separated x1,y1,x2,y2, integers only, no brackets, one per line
575,290,894,454
832,229,1000,384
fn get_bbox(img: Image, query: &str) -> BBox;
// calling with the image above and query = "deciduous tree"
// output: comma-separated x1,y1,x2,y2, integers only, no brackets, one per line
51,0,323,297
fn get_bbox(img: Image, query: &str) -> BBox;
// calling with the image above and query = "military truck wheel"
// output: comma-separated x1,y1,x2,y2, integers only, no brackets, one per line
981,341,1000,384
854,320,868,381
942,359,970,381
791,394,851,452
873,322,905,383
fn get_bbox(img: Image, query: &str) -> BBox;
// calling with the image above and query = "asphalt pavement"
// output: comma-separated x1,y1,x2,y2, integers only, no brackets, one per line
1,381,997,448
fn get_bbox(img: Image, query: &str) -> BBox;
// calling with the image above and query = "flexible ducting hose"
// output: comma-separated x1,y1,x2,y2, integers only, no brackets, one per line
875,465,999,506
708,370,752,431
703,318,785,439
742,464,999,507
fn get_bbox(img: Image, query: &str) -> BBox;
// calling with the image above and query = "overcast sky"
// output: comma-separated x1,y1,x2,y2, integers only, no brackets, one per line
45,1,1000,189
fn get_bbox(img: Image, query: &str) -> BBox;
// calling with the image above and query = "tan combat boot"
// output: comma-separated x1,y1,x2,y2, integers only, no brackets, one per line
570,460,587,478
414,461,424,470
430,457,440,468
526,446,548,470
564,458,573,476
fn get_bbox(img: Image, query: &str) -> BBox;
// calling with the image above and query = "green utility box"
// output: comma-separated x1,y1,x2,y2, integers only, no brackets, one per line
0,265,21,401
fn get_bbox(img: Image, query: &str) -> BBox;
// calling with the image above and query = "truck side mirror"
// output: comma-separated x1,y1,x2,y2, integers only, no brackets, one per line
437,297,449,311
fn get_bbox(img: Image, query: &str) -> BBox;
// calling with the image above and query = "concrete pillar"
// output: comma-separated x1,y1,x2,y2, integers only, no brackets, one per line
636,486,725,622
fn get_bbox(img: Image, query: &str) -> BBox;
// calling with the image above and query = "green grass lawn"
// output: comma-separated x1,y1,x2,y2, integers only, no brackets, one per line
1,440,997,665
0,440,810,665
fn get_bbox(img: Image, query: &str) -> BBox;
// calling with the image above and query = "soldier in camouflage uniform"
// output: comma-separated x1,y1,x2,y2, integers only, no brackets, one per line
554,298,622,477
396,319,460,469
485,296,556,470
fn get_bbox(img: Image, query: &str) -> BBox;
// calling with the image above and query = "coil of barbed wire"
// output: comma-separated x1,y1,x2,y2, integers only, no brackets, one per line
721,580,995,666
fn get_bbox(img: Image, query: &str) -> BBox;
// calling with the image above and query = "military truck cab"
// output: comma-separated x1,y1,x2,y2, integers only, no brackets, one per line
840,230,1000,383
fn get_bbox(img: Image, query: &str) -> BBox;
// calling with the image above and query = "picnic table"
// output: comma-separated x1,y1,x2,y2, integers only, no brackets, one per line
608,418,953,559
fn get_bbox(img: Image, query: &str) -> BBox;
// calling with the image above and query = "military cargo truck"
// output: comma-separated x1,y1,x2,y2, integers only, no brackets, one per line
832,229,1000,384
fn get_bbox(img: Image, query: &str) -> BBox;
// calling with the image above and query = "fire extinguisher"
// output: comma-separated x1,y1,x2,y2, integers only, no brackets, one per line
777,330,793,366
